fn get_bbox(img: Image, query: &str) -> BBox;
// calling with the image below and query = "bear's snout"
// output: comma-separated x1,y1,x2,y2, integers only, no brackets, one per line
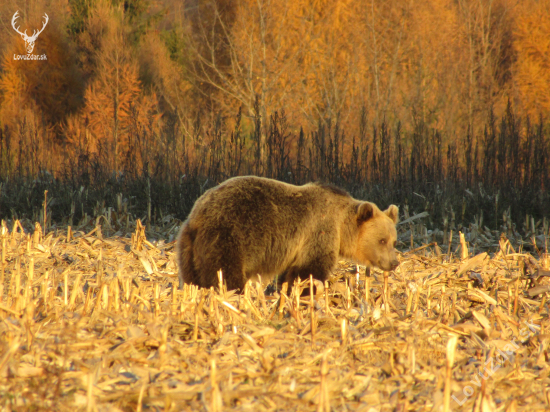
390,259,399,270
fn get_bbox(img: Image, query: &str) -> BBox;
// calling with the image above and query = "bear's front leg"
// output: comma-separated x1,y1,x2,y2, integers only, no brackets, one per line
285,250,337,294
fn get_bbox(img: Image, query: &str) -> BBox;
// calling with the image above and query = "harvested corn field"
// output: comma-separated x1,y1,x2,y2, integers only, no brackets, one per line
0,216,549,412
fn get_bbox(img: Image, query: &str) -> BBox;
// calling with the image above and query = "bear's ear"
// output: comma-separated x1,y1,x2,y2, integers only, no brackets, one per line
356,202,374,225
384,205,399,224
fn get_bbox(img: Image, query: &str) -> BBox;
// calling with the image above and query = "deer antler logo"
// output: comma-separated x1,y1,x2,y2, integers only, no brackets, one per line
12,11,49,54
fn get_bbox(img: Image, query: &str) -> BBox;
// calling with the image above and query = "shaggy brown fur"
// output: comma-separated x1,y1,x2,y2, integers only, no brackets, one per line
176,176,399,291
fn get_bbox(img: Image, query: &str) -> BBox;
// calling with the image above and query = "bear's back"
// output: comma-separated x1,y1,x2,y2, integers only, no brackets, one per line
193,176,351,228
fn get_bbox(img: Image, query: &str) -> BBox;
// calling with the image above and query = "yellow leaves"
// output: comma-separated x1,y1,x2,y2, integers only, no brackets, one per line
513,0,550,117
84,62,141,125
0,0,547,159
81,58,161,162
515,3,550,59
66,0,161,161
0,55,27,121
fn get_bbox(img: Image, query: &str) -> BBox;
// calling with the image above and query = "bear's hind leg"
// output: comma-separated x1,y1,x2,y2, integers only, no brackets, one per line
176,224,201,289
202,255,248,292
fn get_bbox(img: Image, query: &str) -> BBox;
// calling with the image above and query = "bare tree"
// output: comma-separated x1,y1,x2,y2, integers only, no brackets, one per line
183,0,315,166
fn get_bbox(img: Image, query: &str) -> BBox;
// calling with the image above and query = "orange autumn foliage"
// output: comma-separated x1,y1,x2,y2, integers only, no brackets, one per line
0,0,548,178
513,0,550,118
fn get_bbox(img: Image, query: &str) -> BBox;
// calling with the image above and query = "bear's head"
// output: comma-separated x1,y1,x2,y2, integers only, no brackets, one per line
354,202,399,271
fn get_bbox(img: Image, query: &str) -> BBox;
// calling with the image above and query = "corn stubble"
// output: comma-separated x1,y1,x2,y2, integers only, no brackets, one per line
0,217,549,412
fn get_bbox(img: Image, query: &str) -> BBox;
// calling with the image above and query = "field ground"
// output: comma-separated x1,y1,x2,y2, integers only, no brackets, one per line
0,216,549,411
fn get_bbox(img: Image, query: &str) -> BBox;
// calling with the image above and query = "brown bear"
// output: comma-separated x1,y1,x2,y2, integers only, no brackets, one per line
176,176,399,291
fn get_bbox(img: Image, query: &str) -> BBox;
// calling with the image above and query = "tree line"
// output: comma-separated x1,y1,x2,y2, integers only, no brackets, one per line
0,0,549,229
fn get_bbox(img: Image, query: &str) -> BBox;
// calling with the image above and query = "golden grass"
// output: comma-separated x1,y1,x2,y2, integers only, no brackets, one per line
0,216,549,411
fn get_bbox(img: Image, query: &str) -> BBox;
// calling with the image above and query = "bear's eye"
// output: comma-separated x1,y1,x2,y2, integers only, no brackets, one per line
379,239,386,245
